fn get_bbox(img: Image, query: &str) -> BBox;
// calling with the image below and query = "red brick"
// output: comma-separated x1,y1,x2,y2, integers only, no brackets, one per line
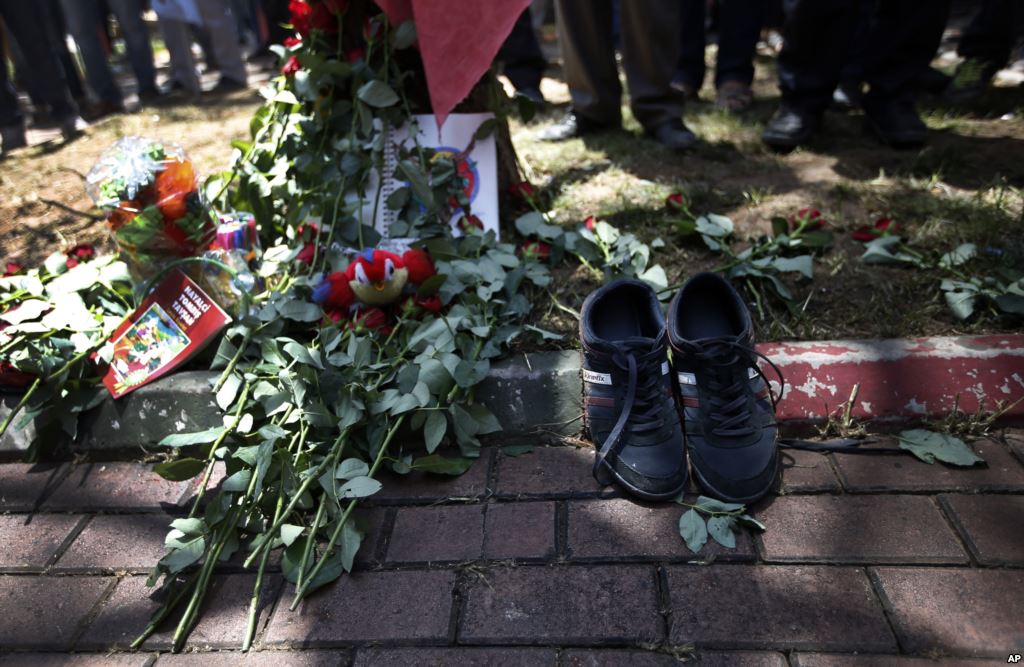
758,495,967,564
0,462,67,511
155,650,350,666
483,502,556,560
372,448,492,503
872,567,1024,657
833,437,1024,493
459,564,661,644
0,513,83,571
80,573,279,650
666,565,895,651
794,654,994,666
42,462,193,511
940,494,1024,565
565,650,787,667
386,504,484,563
0,655,149,667
779,449,840,493
266,570,455,646
495,446,612,498
353,648,556,666
567,498,755,561
0,576,113,649
53,513,173,572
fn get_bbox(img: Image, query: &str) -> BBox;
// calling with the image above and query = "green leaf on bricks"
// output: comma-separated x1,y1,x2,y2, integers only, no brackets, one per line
679,509,708,553
897,429,984,466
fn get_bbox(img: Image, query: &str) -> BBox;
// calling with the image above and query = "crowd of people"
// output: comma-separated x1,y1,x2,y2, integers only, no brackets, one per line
1,0,1021,158
0,0,293,156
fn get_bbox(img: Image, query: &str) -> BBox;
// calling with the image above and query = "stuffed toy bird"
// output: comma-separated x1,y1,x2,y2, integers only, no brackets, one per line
312,248,437,320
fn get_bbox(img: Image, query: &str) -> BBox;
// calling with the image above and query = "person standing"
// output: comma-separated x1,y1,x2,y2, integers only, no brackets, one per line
674,0,767,112
60,0,160,115
498,9,548,104
536,0,696,150
155,0,248,96
946,0,1024,101
762,0,951,149
0,2,86,155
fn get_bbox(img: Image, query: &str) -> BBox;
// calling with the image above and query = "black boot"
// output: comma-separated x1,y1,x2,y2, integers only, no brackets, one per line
864,96,928,148
536,110,618,142
761,104,820,149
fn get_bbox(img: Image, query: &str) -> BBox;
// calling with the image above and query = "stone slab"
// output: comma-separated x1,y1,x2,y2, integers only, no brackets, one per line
0,462,67,511
567,498,755,561
459,564,661,644
266,570,455,646
0,576,113,649
940,494,1024,566
476,350,582,438
665,565,895,652
872,567,1024,657
0,513,83,571
757,495,967,564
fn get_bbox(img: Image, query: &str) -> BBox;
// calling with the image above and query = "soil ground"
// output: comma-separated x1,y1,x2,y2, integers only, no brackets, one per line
1,32,1022,343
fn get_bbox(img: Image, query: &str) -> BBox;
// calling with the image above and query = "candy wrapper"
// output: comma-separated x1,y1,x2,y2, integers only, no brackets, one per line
86,137,217,283
198,212,263,314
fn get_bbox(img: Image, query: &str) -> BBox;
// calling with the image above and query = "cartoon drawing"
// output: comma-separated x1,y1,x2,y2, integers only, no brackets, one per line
109,304,190,392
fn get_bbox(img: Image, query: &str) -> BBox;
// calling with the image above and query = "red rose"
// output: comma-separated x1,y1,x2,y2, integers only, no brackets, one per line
282,55,301,77
509,181,535,201
3,262,23,277
790,207,826,230
415,294,442,314
520,241,551,261
283,36,302,48
666,192,686,211
0,361,35,388
289,0,312,35
310,2,339,32
350,307,390,333
345,47,364,63
583,216,597,231
457,214,484,233
67,244,95,261
852,216,900,242
296,242,317,264
402,248,436,285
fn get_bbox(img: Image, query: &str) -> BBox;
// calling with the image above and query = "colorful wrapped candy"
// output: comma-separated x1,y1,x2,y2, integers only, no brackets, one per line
86,137,217,283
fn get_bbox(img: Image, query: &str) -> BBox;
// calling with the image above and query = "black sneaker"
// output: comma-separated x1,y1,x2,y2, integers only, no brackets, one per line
667,273,780,504
580,279,687,500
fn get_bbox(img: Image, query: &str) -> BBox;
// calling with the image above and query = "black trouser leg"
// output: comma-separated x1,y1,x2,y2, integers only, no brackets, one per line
715,0,766,88
776,0,859,114
958,0,1022,68
0,27,24,128
499,10,547,93
555,0,621,125
619,0,684,130
0,0,78,119
675,0,706,91
860,0,950,105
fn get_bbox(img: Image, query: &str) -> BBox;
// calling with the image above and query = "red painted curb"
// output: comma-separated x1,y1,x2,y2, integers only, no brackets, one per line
757,335,1024,422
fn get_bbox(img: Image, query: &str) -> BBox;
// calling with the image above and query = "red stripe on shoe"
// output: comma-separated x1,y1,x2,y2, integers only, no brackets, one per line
585,396,615,408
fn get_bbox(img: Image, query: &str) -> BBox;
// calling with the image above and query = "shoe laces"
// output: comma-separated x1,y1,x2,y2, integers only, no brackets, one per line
592,340,667,484
679,337,785,438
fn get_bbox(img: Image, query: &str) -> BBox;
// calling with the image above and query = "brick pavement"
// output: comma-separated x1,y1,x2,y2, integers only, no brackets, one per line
0,430,1022,664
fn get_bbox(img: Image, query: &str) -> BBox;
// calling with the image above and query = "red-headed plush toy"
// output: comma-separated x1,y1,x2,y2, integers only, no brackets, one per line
312,248,438,323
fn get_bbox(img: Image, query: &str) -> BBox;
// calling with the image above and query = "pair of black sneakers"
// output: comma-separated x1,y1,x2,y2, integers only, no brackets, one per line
580,273,780,504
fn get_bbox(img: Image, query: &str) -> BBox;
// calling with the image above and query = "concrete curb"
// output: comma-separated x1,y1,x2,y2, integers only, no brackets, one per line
2,335,1022,454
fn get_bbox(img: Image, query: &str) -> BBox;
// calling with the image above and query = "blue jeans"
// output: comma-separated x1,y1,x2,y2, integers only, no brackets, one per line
60,0,156,104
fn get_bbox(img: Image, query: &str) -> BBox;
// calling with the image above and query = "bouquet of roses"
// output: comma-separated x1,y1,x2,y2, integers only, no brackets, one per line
86,136,217,283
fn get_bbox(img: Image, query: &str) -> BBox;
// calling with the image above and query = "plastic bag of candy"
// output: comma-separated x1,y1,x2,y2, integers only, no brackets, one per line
86,136,217,283
199,212,263,314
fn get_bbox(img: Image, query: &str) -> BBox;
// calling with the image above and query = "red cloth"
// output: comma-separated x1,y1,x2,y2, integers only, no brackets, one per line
375,0,530,127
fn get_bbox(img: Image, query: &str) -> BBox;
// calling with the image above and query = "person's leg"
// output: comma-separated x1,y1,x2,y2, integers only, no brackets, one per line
0,1,80,120
958,0,1015,67
48,0,87,103
860,0,950,145
108,0,158,94
158,18,202,94
674,0,706,95
555,0,621,126
0,23,26,142
776,0,857,114
714,0,765,88
619,0,686,131
499,10,547,98
59,0,123,105
196,0,248,85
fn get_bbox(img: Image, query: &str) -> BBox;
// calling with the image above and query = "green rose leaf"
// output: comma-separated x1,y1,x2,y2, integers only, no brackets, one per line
707,515,737,548
735,514,767,531
356,80,399,107
411,453,474,476
153,458,206,482
338,476,382,498
897,429,984,466
679,508,708,553
159,427,227,448
335,458,370,480
277,301,323,322
424,411,447,453
280,524,304,547
693,496,745,513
